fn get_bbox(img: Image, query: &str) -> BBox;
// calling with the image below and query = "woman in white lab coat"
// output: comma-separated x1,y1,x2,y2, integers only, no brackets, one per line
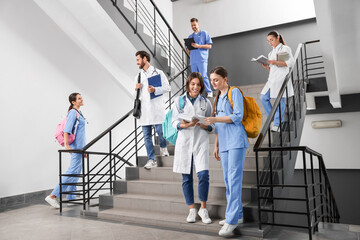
260,31,295,132
172,72,214,224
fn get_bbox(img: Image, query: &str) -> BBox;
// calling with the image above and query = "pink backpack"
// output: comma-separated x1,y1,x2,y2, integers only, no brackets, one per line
55,111,80,146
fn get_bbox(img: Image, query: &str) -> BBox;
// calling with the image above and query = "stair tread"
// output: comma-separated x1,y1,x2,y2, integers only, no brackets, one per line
138,166,259,172
112,193,237,205
98,207,268,237
126,179,256,188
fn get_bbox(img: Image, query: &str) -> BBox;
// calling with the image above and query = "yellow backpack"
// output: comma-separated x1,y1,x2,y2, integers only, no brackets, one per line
213,86,262,138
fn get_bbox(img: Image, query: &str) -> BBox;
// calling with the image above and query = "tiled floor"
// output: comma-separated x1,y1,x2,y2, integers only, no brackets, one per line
0,204,359,240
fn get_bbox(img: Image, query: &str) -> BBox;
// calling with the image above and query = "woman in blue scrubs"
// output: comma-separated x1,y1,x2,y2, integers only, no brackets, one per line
45,93,87,209
204,66,249,237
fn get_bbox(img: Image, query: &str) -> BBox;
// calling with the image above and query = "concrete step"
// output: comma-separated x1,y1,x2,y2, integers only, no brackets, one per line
112,193,230,218
93,206,270,238
147,155,268,170
136,166,258,185
120,179,256,202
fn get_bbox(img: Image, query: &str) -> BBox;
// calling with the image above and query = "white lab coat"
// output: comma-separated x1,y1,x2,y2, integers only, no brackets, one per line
133,65,171,126
261,43,295,98
172,94,214,174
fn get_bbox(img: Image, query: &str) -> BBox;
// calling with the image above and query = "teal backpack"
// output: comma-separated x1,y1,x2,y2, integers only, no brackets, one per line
162,96,186,145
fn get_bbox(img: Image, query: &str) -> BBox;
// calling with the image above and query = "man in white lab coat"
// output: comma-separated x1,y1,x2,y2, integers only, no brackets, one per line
134,51,171,169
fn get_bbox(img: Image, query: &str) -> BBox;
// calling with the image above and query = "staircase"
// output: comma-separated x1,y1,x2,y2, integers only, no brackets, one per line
97,0,188,77
53,1,340,238
82,84,272,238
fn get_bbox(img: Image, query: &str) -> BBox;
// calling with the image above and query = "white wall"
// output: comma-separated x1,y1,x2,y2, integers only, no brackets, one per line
0,0,135,198
296,112,360,169
173,0,316,39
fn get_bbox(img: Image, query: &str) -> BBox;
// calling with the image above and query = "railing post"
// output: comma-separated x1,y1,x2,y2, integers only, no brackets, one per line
304,43,309,79
153,7,156,57
255,151,262,230
309,153,318,231
291,72,297,138
302,151,312,240
82,152,86,210
134,118,138,166
135,0,138,34
278,98,284,186
296,60,302,119
285,87,291,148
168,29,171,75
318,156,325,222
269,148,275,224
59,152,63,213
109,131,113,194
87,153,90,206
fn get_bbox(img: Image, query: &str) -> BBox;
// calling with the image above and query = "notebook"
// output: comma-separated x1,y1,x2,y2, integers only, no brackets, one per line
148,74,162,99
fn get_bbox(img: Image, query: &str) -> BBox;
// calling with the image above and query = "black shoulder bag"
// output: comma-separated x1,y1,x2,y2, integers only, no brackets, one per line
133,73,141,119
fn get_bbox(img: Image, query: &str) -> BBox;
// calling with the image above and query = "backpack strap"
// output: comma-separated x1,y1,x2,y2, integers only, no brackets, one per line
177,95,187,112
68,109,80,135
227,86,245,110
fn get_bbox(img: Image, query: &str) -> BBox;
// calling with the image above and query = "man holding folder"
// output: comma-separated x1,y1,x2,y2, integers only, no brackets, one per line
186,18,213,97
134,51,171,169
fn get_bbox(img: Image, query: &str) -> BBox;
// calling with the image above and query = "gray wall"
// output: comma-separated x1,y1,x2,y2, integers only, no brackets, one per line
208,18,320,86
287,169,360,225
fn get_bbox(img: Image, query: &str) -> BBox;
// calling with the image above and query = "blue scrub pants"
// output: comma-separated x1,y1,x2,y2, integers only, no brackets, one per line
51,153,82,200
220,148,246,225
260,90,286,127
142,124,167,161
182,156,209,205
191,62,212,93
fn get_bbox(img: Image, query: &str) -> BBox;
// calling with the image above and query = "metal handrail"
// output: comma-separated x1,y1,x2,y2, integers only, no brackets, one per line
253,40,339,239
254,43,303,149
58,0,192,211
148,0,189,58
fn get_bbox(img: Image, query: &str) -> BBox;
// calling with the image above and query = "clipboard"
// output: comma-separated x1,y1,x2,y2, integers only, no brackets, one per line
148,74,162,99
184,38,196,50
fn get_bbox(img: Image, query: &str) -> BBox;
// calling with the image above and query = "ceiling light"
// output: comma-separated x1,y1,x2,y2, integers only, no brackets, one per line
311,120,342,129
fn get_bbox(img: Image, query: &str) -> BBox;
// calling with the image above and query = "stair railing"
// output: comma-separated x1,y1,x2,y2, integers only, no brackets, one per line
58,67,189,212
111,0,189,75
57,0,191,212
253,41,340,240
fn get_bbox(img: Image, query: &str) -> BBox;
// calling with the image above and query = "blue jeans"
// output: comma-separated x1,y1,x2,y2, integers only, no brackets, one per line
191,62,212,93
51,153,82,200
260,90,286,127
182,157,209,205
220,148,246,225
142,124,167,161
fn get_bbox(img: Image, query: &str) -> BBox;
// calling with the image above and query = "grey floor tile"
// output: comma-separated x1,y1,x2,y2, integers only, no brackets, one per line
1,204,359,240
349,225,360,233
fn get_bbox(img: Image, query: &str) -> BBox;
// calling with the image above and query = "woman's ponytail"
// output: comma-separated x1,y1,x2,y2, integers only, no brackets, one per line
68,92,80,112
279,34,286,45
268,31,286,46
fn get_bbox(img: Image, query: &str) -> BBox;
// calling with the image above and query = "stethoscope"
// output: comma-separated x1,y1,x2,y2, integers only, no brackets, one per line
178,95,207,113
214,92,229,116
74,109,89,124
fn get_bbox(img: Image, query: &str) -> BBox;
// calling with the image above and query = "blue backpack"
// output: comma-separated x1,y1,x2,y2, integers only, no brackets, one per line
162,96,186,145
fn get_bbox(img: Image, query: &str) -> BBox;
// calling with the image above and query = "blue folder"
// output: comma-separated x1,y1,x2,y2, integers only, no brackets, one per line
148,74,162,99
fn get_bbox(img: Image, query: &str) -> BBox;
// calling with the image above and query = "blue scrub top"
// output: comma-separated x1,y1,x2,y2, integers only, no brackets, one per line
64,109,86,149
215,88,249,152
189,30,213,64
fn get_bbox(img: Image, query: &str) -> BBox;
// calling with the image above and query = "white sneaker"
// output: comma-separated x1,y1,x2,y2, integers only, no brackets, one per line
144,159,157,169
271,125,280,132
218,223,238,237
45,196,60,209
186,208,197,223
207,92,213,98
219,218,243,226
160,147,169,157
198,208,212,224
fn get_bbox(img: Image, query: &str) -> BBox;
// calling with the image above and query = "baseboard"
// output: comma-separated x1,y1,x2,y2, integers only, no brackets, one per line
0,189,52,212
